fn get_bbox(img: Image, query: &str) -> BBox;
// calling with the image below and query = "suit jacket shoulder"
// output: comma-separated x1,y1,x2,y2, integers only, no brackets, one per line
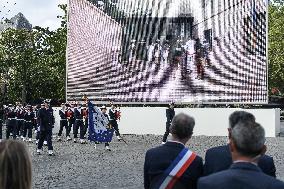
203,145,231,176
144,142,203,189
204,145,276,177
258,155,276,177
198,163,284,189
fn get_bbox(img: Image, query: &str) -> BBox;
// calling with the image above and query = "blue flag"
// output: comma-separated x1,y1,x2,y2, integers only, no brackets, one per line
88,101,114,142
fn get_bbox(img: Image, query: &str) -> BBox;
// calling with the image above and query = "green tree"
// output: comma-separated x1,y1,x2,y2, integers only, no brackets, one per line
0,4,67,104
269,1,284,95
0,28,36,103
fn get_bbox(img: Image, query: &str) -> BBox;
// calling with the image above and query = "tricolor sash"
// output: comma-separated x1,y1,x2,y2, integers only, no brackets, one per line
158,148,197,189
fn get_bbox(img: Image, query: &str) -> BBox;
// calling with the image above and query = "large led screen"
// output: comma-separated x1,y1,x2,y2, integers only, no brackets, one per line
67,0,268,103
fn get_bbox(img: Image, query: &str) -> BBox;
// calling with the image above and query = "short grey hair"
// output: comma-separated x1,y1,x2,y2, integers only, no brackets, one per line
231,122,265,157
229,111,255,128
170,113,195,139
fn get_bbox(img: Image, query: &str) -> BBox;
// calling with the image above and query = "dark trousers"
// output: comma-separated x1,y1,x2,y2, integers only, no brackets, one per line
16,120,24,136
36,131,47,141
33,120,38,131
74,120,85,139
196,61,204,79
34,122,40,140
37,129,53,150
58,120,69,137
110,120,120,136
36,128,40,140
6,119,17,139
0,119,2,139
162,122,171,143
83,118,88,136
23,121,33,138
68,119,74,136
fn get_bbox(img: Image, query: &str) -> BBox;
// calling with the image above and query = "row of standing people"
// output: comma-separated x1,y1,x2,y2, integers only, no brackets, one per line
0,101,122,155
1,104,40,142
128,39,211,80
57,103,122,142
0,102,55,156
144,109,282,189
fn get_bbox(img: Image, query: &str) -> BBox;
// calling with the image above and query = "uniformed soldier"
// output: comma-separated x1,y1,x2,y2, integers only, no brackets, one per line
23,105,34,142
101,106,111,151
162,102,175,144
36,102,54,156
16,104,25,139
46,101,55,145
57,103,69,141
162,43,170,64
82,103,88,142
66,103,75,141
183,38,195,74
109,103,122,140
154,40,162,63
41,101,54,146
6,104,17,139
33,105,40,144
195,38,205,80
73,103,86,144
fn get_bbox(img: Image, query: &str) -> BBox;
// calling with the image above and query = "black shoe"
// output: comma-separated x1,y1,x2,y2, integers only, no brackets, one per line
105,146,111,151
48,150,54,156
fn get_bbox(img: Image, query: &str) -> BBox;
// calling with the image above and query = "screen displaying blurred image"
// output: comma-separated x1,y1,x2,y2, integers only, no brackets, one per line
67,0,268,103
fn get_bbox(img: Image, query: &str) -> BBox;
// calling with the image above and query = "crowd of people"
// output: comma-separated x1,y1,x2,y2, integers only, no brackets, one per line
0,100,123,155
125,37,213,80
0,104,284,189
144,109,284,189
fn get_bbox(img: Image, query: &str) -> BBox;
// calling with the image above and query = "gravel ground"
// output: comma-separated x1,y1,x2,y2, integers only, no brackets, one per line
25,134,284,189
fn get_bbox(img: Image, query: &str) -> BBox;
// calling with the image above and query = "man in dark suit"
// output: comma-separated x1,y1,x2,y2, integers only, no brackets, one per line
203,111,276,177
198,122,284,189
144,113,203,189
5,104,17,139
36,103,54,156
162,103,175,143
109,103,121,140
58,103,70,141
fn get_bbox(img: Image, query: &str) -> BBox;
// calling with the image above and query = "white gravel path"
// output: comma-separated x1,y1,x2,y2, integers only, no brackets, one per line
27,135,284,189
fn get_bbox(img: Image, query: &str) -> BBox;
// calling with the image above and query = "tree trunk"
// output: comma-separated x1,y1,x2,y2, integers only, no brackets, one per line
22,83,27,105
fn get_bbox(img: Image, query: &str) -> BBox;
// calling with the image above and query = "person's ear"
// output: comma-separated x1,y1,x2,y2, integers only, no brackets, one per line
228,128,232,139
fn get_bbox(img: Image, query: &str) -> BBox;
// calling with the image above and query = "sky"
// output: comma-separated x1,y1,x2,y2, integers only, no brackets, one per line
0,0,67,30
